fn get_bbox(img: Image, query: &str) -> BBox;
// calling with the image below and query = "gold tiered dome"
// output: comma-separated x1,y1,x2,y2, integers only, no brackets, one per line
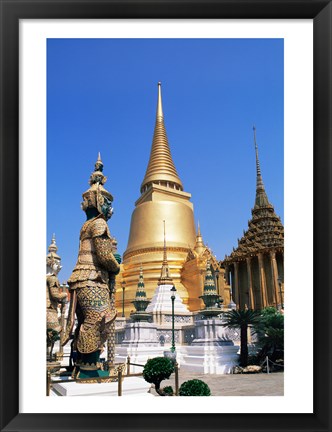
118,83,197,314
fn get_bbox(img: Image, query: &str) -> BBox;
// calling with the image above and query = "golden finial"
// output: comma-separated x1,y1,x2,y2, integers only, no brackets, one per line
157,82,163,119
194,221,205,255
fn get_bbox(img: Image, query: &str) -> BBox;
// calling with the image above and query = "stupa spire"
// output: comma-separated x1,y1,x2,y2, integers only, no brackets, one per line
203,260,217,295
253,126,270,209
131,264,151,318
157,81,163,119
194,221,205,255
140,82,183,193
134,265,148,301
158,220,173,285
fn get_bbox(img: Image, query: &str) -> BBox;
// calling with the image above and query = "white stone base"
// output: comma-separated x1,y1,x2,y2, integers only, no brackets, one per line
146,283,189,314
116,346,167,373
51,377,152,397
180,344,239,374
121,321,159,347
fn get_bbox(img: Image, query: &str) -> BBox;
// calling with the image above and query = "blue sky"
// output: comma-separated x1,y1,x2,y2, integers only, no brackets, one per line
47,38,284,283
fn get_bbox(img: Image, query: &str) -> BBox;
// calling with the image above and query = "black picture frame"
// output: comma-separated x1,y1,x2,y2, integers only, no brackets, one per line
1,1,331,431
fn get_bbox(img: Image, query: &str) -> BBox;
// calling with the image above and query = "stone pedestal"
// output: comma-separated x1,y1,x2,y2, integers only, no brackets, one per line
180,318,239,374
121,321,159,347
51,376,152,397
116,346,166,373
191,318,234,345
115,321,163,373
180,344,239,374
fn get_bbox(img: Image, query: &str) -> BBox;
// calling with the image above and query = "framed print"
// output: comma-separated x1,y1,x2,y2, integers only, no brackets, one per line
0,1,331,431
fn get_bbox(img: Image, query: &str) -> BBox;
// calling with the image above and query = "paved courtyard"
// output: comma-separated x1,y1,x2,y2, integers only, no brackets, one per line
150,371,284,396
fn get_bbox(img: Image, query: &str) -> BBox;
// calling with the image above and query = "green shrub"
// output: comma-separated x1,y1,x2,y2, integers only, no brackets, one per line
143,357,175,396
179,379,211,396
163,386,174,396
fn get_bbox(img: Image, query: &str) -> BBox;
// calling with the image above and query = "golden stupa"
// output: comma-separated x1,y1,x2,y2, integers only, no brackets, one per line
115,83,227,315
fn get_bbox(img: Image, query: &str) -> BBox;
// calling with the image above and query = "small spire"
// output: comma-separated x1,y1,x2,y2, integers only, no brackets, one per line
157,82,163,119
158,220,173,285
253,126,270,209
132,263,150,313
136,264,146,297
194,221,205,255
203,259,217,294
253,126,263,190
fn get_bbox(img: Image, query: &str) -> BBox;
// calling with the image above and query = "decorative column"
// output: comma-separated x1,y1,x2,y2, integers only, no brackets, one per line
224,265,230,285
270,250,279,307
246,257,255,309
234,262,240,308
258,253,268,308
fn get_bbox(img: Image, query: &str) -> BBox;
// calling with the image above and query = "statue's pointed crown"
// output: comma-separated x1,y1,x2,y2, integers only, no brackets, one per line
47,233,61,263
81,153,113,212
140,82,183,193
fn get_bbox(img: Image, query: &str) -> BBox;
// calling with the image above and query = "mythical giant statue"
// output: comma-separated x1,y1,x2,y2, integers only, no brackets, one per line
63,154,121,379
46,235,67,361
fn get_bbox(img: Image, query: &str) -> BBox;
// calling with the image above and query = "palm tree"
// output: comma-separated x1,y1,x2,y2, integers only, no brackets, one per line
222,309,261,366
257,327,284,362
254,307,284,362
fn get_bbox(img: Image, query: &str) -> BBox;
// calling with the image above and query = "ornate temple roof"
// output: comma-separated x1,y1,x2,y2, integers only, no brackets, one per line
185,224,221,270
140,82,183,193
223,128,284,263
